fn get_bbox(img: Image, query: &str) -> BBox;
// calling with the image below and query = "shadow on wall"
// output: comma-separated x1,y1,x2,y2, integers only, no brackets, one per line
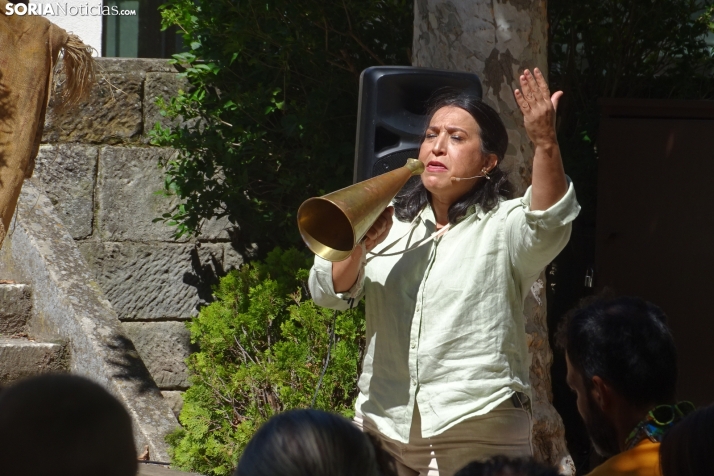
183,245,226,310
107,334,157,394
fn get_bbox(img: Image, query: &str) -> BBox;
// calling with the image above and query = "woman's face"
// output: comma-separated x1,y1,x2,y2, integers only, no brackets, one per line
418,106,497,205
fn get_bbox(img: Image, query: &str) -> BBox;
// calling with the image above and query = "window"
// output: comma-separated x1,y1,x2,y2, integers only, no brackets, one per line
103,0,184,58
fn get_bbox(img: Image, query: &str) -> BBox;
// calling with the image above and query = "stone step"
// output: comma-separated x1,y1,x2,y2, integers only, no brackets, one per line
0,337,66,385
0,283,32,336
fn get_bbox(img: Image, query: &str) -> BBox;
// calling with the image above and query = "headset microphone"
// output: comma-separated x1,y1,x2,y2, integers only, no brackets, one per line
450,167,493,183
450,174,488,183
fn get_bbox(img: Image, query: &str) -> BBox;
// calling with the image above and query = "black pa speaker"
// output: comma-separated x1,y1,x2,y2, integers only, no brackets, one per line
353,66,483,183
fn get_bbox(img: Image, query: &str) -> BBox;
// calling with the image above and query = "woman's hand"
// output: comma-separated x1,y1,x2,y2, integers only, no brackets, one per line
514,68,563,148
332,206,393,293
513,68,567,211
362,206,394,252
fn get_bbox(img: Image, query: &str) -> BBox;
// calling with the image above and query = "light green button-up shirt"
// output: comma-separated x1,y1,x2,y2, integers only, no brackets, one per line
309,182,580,443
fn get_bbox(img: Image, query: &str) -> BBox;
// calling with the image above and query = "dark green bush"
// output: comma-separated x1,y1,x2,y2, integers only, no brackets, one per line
167,248,365,475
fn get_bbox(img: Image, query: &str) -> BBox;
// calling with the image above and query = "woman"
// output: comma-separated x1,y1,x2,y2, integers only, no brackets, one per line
234,409,398,476
309,68,579,476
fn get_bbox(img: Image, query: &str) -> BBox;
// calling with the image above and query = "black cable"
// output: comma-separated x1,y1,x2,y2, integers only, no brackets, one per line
311,310,338,408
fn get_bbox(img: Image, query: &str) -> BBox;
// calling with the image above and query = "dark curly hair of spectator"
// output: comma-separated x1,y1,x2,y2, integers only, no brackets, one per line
660,404,714,476
555,295,678,407
454,455,560,476
0,374,137,476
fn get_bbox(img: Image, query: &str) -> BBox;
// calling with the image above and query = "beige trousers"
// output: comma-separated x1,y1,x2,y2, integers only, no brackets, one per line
355,398,532,476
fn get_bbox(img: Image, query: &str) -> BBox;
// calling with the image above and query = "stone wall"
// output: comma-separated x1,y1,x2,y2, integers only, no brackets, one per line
34,58,243,415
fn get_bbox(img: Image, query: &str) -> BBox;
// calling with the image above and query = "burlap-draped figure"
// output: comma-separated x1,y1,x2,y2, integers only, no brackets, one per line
0,0,95,247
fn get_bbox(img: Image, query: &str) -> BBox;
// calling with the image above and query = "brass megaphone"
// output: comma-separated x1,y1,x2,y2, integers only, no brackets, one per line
298,158,425,262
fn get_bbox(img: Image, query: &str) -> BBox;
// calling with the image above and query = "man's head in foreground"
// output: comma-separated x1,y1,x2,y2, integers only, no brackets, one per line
0,374,137,476
556,296,678,458
454,456,559,476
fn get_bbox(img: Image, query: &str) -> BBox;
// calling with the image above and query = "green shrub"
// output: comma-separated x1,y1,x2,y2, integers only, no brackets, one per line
167,247,365,475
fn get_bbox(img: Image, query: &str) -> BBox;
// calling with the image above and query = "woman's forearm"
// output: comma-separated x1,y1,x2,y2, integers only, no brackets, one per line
331,206,394,293
332,245,364,293
530,141,568,211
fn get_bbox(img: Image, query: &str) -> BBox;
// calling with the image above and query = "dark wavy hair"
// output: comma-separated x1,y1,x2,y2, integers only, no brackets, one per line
0,375,137,476
235,409,397,476
555,295,678,407
454,455,560,476
393,90,512,224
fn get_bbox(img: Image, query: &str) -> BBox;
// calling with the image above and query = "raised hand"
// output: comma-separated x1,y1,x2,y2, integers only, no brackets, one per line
514,68,563,148
513,67,567,211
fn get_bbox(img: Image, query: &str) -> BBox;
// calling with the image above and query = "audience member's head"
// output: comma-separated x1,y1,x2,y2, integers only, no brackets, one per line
0,374,137,476
660,404,714,476
235,409,397,476
556,296,678,458
454,456,560,476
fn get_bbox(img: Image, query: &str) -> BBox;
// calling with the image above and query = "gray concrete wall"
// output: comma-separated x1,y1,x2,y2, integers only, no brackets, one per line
35,58,243,413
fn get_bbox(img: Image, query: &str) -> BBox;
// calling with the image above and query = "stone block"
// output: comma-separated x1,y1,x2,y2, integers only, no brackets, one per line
0,284,32,335
34,145,97,239
144,72,191,140
79,241,224,320
0,337,66,385
200,242,244,274
222,243,244,271
43,73,143,144
123,322,193,389
198,216,235,241
161,390,185,418
96,145,237,242
97,146,184,242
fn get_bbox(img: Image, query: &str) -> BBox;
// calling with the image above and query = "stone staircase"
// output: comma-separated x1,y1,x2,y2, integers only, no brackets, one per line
0,283,67,386
0,285,197,475
0,180,179,461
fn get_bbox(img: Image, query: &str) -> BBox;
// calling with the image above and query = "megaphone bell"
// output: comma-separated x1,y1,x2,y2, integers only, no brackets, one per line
297,159,424,262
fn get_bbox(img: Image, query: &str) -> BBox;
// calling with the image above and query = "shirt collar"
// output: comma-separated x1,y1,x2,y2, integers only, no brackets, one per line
419,202,485,230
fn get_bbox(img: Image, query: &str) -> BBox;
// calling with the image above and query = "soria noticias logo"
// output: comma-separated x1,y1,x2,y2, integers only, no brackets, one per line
4,2,137,16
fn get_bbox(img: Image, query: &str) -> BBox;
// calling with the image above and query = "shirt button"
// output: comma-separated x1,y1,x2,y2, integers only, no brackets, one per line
411,342,416,349
411,379,416,386
415,304,421,312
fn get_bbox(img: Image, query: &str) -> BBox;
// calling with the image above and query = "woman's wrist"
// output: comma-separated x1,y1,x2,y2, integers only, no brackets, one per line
533,137,559,151
332,245,364,293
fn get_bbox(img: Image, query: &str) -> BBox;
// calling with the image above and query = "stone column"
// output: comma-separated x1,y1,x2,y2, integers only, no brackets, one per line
413,1,574,473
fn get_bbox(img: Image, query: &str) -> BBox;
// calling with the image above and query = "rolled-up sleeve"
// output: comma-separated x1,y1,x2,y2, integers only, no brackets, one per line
308,255,365,310
506,179,580,282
